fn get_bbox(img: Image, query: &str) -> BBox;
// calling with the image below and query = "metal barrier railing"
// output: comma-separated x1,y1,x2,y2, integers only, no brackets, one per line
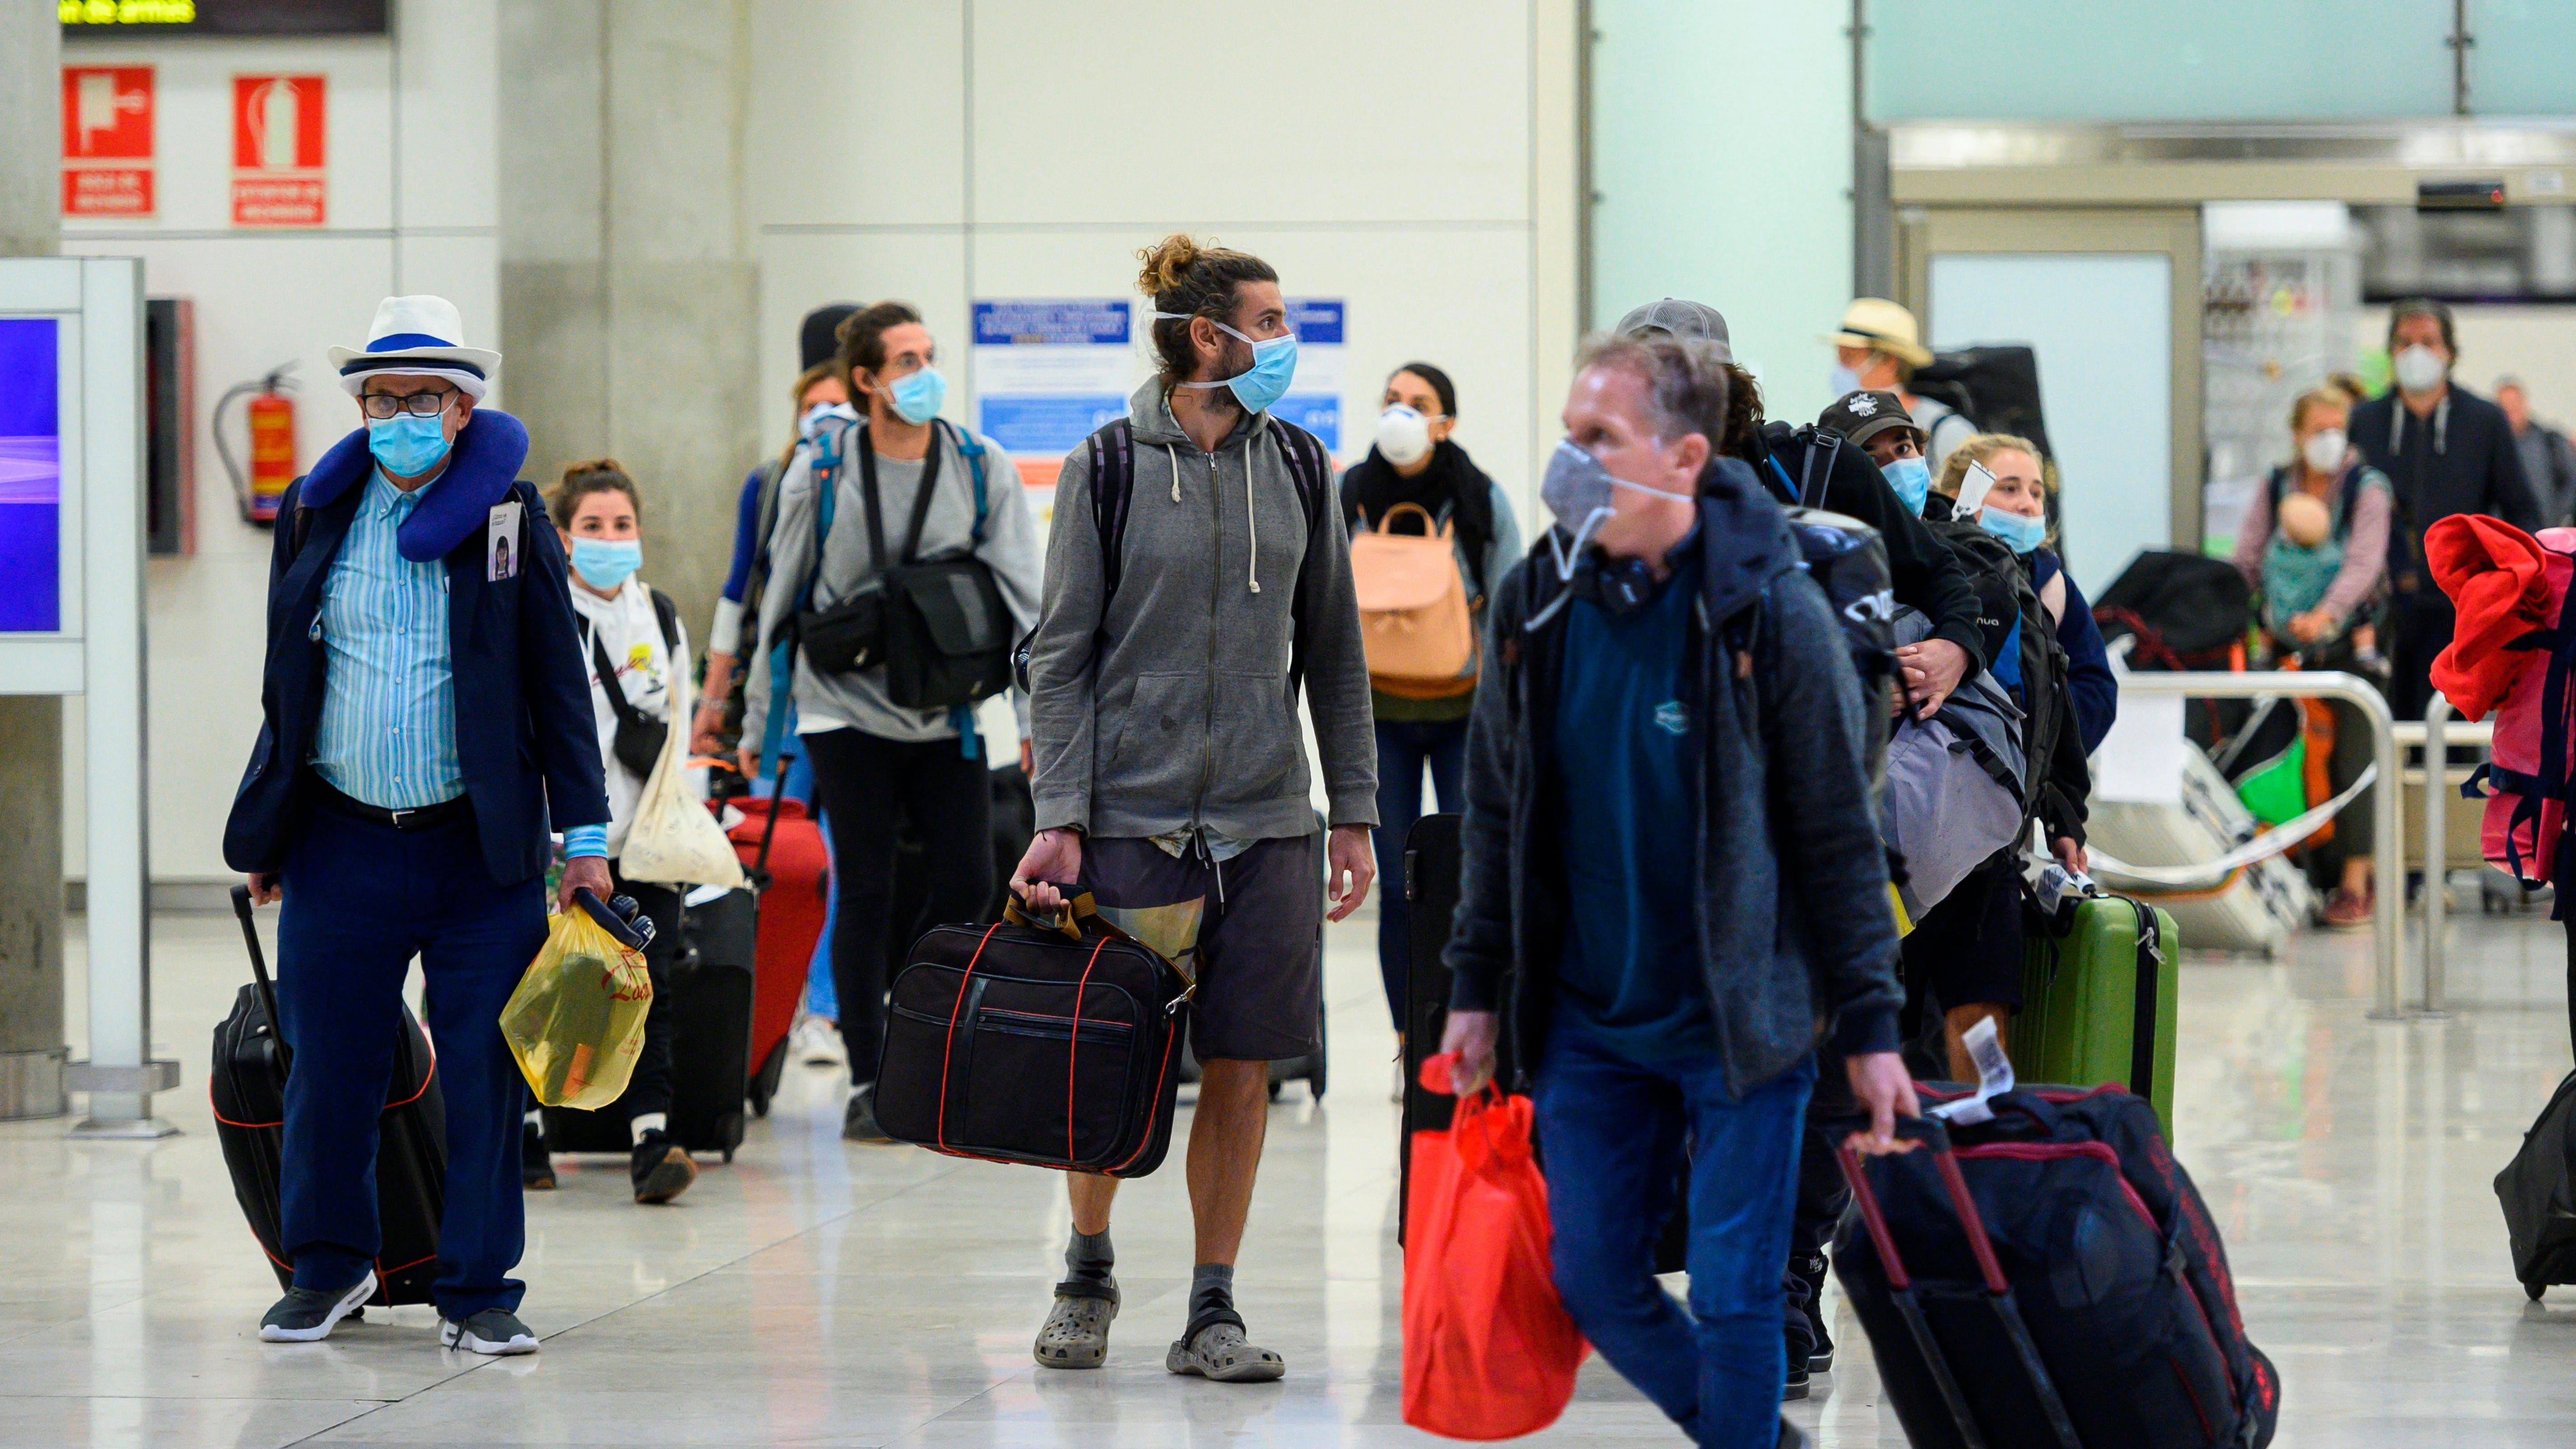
2114,672,2408,1018
2402,697,2495,1018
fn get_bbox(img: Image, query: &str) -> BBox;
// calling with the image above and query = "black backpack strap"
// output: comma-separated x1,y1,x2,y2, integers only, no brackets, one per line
893,423,948,564
1795,427,1840,510
648,587,680,652
1269,419,1335,703
1088,417,1136,601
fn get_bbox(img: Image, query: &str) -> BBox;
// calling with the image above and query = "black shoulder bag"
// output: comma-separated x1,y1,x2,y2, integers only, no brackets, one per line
796,423,1013,710
592,589,682,778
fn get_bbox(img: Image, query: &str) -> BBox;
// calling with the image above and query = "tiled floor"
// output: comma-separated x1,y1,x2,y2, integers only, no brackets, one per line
7,898,2576,1446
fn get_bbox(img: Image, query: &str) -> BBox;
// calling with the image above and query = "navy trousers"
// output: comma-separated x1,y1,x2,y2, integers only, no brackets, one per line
1370,717,1467,1031
1536,1012,1814,1448
275,805,546,1318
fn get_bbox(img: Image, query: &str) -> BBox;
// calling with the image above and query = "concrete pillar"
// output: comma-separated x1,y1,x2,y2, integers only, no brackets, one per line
0,4,69,1121
498,0,759,637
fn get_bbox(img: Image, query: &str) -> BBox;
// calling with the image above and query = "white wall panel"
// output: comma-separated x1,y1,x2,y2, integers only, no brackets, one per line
745,0,967,229
60,18,498,883
967,0,1532,228
758,231,971,437
397,0,499,229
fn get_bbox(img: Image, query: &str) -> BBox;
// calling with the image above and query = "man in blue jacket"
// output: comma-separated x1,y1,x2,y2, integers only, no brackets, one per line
1440,333,1915,1447
224,296,611,1355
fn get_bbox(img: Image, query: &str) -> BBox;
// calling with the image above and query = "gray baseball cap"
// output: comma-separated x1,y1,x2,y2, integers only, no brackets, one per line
1614,297,1733,363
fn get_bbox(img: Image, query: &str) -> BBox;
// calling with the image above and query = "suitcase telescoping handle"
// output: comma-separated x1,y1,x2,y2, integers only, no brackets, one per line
229,884,293,1073
1833,1115,2083,1449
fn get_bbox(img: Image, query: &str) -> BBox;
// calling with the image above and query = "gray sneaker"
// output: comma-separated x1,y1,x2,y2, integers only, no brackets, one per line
439,1307,539,1356
1034,1282,1119,1369
258,1271,377,1342
1165,1318,1285,1383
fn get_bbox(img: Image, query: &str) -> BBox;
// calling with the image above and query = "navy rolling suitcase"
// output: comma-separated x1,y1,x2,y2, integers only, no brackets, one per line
1835,1089,2279,1449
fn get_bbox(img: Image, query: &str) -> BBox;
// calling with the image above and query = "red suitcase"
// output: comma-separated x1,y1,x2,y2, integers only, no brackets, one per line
729,797,830,1116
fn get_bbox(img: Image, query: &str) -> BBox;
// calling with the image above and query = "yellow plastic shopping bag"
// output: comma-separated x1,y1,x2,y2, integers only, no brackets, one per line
500,890,655,1109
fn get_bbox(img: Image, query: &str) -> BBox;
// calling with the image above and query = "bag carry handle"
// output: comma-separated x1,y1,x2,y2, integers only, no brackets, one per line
1370,501,1451,539
1003,887,1197,997
229,884,291,1073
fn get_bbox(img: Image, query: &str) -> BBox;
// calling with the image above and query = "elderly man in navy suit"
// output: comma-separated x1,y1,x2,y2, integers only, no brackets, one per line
225,296,610,1355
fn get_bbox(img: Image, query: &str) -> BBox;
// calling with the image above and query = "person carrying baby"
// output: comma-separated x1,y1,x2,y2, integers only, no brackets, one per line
2231,382,2394,928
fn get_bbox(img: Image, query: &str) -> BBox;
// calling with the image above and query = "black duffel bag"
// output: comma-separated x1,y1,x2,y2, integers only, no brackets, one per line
874,892,1192,1178
795,421,1012,708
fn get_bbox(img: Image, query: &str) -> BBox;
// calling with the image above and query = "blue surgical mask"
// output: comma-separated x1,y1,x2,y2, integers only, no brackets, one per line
1829,363,1863,398
367,414,451,477
1978,505,2047,555
570,537,643,592
881,367,946,426
1881,456,1932,516
799,400,859,438
1162,314,1300,414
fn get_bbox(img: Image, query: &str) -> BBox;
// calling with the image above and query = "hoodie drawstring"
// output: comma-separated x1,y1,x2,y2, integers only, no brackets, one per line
1166,440,1260,594
1245,465,1261,594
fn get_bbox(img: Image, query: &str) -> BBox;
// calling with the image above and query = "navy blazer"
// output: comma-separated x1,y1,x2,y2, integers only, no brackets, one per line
223,420,609,887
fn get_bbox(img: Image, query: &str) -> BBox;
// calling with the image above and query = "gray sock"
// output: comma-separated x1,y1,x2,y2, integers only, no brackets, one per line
1063,1228,1114,1291
1188,1262,1235,1327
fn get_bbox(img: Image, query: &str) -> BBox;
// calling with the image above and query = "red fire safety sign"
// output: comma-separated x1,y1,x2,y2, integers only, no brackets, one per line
231,74,326,227
61,66,155,217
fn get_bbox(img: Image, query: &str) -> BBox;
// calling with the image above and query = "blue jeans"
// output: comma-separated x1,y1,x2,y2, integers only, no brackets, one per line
1536,1012,1816,1447
275,806,547,1318
1371,717,1467,1030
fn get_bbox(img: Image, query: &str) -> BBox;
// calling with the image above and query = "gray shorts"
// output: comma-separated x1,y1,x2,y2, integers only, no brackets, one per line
1080,834,1322,1062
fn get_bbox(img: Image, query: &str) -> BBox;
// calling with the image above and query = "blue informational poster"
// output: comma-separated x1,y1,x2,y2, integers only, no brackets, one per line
972,299,1135,473
0,318,61,633
1274,298,1345,453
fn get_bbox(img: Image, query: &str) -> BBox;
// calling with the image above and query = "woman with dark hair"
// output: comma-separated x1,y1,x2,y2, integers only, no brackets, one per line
1339,362,1520,1061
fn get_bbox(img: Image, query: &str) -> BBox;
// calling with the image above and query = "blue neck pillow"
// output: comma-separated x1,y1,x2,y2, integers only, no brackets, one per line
298,409,532,563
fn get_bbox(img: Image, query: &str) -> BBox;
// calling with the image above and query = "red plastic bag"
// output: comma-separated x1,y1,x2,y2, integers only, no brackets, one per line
1403,1053,1588,1440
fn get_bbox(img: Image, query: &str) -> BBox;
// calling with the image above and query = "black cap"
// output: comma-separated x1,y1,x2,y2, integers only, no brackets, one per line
1816,389,1920,448
800,303,862,371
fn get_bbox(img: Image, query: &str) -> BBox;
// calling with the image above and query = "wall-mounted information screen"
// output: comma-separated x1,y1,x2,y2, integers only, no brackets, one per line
60,0,388,38
0,318,63,633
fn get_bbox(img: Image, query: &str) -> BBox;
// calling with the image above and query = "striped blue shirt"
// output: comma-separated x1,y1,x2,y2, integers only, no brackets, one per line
311,470,463,810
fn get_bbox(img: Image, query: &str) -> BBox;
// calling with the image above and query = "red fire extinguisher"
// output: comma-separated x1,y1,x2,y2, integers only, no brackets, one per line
215,362,298,524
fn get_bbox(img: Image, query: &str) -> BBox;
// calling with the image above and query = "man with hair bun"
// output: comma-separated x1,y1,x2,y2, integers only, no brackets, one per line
1015,234,1379,1384
1438,332,1914,1444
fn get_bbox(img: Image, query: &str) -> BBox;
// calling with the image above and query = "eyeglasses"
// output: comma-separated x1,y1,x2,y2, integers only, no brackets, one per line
359,390,458,419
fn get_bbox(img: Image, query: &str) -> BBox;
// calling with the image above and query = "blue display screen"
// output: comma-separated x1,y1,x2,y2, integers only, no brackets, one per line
0,318,62,633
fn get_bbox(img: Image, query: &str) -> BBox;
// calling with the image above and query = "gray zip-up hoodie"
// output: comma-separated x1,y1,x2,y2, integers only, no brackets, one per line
1028,380,1378,842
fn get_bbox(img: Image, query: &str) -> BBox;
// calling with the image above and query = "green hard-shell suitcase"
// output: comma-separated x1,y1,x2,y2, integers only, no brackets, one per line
2017,895,2179,1129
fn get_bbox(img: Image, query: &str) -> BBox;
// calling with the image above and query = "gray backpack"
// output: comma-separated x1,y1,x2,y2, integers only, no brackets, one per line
1883,607,2028,922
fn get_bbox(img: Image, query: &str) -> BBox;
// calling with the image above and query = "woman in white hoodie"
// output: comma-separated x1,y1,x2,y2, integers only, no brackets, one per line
522,459,699,1207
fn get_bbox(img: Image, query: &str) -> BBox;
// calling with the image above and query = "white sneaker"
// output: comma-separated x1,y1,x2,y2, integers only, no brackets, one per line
1392,1058,1406,1104
794,1015,846,1067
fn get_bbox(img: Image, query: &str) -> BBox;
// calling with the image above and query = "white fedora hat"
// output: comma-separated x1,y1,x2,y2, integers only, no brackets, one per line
330,295,502,399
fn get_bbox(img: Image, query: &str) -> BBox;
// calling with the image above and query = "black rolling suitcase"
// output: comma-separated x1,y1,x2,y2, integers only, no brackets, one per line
216,886,447,1305
1397,813,1513,1242
2498,1065,2576,1299
544,888,759,1160
1834,1090,2280,1449
875,894,1192,1177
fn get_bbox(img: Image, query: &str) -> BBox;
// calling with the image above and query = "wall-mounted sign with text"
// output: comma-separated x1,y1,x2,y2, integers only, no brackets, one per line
230,74,325,227
61,66,154,218
971,298,1137,494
